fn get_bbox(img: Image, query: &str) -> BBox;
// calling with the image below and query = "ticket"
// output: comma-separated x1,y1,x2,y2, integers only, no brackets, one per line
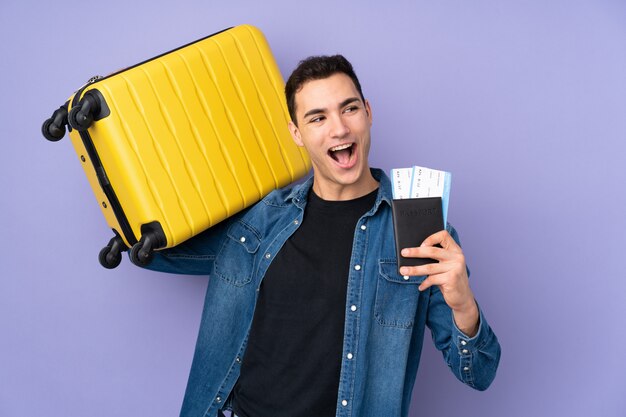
390,167,413,199
410,165,451,226
390,165,452,226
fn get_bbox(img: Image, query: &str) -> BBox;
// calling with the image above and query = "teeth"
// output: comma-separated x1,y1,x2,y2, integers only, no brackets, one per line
330,143,353,152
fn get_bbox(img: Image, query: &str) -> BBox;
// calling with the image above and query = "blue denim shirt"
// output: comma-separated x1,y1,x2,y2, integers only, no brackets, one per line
146,168,500,417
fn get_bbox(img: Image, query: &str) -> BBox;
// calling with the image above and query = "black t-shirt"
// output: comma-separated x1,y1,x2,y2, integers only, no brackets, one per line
231,188,378,417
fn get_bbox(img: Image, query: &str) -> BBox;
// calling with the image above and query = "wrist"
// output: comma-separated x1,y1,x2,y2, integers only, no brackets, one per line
452,299,479,337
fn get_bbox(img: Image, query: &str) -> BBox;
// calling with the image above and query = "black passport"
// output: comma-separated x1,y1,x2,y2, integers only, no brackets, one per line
391,197,444,267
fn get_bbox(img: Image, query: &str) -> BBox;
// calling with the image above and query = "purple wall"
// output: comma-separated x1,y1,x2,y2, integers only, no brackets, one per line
2,1,625,416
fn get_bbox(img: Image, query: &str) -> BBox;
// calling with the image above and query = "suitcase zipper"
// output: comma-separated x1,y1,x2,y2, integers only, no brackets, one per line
86,75,104,84
71,27,232,87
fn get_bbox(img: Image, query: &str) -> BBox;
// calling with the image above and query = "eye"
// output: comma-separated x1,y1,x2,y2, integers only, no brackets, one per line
309,115,325,123
343,105,359,114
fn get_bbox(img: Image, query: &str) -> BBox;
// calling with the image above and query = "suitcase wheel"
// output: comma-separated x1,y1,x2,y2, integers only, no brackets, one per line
130,239,154,266
130,222,167,267
41,105,69,141
68,103,94,132
68,90,110,132
99,235,127,269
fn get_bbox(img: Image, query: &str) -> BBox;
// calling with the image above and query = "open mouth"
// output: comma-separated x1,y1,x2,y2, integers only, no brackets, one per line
328,143,355,165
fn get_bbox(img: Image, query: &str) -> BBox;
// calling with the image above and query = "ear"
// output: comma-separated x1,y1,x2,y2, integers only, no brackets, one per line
288,121,304,147
365,99,373,125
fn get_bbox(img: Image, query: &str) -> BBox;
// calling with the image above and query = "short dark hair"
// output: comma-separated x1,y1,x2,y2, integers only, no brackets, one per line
285,54,365,126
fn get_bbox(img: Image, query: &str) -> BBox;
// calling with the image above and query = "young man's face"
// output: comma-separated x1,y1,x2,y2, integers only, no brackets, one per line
288,72,377,200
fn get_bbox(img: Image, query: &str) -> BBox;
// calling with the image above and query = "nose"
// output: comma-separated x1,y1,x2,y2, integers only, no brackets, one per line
329,114,350,138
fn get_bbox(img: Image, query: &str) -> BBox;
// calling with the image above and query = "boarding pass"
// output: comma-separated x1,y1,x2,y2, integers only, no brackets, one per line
390,165,452,226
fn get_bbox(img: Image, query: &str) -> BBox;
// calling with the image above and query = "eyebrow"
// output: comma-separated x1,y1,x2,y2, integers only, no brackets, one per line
302,97,362,120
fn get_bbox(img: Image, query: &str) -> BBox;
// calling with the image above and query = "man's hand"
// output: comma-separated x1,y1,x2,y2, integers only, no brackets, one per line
399,230,479,337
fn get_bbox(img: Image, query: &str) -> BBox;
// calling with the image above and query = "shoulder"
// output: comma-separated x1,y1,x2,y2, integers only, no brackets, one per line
258,178,310,208
233,181,306,234
260,187,296,208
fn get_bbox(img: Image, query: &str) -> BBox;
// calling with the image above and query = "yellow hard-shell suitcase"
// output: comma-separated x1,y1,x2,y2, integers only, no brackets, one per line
42,25,311,268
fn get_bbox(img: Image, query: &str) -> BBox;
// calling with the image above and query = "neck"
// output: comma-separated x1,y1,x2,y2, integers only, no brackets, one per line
312,171,379,201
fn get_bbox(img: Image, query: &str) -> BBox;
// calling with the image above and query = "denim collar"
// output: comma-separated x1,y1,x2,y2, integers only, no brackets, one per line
286,168,393,212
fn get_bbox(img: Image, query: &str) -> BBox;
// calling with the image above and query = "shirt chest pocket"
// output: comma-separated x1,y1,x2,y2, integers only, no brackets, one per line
374,259,426,329
214,220,261,286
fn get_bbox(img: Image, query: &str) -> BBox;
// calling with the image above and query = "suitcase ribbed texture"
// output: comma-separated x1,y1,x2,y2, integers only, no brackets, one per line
69,25,311,249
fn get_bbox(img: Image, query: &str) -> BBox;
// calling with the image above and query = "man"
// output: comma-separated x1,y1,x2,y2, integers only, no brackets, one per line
145,55,500,417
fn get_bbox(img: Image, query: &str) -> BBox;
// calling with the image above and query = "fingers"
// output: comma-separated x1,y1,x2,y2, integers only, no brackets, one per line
396,263,441,291
399,230,466,277
401,246,452,262
398,230,467,294
400,245,465,271
399,261,452,278
418,275,442,292
408,263,469,295
419,230,461,252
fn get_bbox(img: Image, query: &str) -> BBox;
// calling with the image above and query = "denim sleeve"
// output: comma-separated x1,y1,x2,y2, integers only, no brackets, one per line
425,224,501,390
427,291,501,390
135,216,233,275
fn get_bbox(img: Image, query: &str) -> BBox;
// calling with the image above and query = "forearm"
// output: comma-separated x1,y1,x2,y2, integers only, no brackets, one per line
131,217,231,275
143,247,216,275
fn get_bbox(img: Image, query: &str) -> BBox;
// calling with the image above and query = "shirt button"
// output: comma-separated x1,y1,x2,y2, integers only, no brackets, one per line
240,237,246,243
361,225,367,230
464,367,470,371
216,396,222,403
265,253,271,259
347,353,353,360
294,220,299,225
403,275,410,280
341,400,348,407
236,357,241,363
462,349,469,354
461,340,467,346
354,265,361,271
350,305,357,312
